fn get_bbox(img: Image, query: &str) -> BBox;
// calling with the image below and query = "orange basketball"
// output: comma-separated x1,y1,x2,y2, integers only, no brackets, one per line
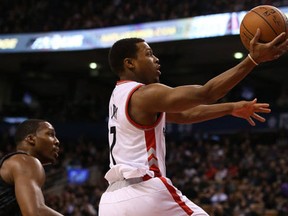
240,5,288,50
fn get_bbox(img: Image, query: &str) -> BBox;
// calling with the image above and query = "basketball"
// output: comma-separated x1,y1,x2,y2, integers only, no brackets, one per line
240,5,288,50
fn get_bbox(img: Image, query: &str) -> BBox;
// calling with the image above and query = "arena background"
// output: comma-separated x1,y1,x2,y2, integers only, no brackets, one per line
0,1,288,215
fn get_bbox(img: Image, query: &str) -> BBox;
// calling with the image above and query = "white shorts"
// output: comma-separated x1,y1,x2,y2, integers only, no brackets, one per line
99,176,209,216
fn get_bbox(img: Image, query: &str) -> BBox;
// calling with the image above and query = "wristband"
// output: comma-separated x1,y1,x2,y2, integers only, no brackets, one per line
248,54,259,66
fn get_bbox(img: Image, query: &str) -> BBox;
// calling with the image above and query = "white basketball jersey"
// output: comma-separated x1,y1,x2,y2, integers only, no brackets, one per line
105,80,166,184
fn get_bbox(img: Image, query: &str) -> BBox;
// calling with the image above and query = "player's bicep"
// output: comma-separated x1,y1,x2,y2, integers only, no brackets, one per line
133,83,205,113
12,158,45,215
15,178,45,215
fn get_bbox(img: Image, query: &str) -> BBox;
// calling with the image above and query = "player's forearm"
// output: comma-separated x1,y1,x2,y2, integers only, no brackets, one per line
167,103,234,124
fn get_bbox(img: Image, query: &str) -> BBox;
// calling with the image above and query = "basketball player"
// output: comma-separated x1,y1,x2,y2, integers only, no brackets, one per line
99,30,288,216
0,119,63,216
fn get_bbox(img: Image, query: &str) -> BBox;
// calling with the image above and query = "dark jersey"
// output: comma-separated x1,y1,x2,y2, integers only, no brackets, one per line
0,152,27,216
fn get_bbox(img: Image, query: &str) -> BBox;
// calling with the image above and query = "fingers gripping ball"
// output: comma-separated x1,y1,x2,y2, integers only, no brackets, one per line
240,5,288,50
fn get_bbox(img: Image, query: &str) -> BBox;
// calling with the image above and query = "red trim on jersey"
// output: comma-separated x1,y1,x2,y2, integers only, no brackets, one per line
148,154,158,161
145,129,161,177
145,129,156,150
160,177,194,215
150,165,162,177
125,83,164,130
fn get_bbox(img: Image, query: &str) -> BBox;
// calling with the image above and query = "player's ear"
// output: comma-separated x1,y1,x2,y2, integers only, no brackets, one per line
124,58,135,69
25,134,36,145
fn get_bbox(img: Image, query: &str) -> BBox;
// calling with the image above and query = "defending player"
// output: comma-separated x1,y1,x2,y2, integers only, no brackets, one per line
0,119,63,216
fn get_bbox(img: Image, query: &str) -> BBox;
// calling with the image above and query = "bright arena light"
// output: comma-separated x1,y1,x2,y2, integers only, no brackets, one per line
234,52,244,59
89,62,97,69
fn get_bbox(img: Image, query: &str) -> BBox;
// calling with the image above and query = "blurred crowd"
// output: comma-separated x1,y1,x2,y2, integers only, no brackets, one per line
1,126,288,216
1,0,288,34
165,130,288,216
1,1,288,216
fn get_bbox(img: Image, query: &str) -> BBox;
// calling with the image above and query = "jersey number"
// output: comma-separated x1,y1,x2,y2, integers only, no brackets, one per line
110,126,117,165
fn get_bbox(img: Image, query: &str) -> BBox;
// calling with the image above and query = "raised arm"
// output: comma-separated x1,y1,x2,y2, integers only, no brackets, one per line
202,29,288,103
133,30,288,115
166,98,271,126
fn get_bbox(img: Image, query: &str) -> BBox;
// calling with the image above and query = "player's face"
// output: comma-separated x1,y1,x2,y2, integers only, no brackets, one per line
33,122,60,164
133,42,161,84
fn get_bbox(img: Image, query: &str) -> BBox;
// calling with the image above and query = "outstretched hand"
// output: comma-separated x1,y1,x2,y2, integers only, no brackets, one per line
249,28,288,64
231,98,271,126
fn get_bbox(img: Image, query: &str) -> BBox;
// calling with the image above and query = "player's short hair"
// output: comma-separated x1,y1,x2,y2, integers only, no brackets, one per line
14,119,46,144
109,38,145,75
